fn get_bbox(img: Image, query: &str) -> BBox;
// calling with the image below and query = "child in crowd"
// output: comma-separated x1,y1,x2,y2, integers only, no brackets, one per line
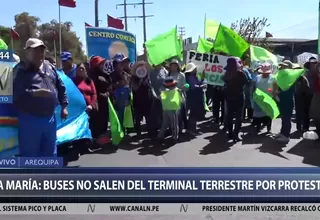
157,77,183,142
114,82,131,127
252,63,275,133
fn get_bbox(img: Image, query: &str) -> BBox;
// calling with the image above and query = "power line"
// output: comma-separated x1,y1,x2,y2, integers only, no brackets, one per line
116,0,153,61
272,17,317,34
116,0,154,41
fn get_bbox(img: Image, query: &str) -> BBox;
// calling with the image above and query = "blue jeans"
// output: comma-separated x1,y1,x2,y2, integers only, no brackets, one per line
18,113,56,157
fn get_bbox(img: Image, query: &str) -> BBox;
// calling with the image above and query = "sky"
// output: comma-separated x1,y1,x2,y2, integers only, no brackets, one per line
1,0,319,55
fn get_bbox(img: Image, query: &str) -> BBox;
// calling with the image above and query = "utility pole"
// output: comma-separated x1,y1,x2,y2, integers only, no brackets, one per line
116,0,128,30
117,0,153,61
116,0,153,41
94,0,99,27
178,27,185,38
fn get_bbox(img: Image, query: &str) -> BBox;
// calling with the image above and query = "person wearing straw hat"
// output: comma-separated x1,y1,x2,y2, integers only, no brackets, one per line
272,60,295,143
294,63,311,132
278,60,293,70
184,62,206,136
252,63,274,133
168,59,188,132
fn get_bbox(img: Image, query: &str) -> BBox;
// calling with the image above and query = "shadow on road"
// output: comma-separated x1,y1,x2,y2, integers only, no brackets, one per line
287,139,320,167
255,137,288,160
289,130,302,139
137,132,193,156
199,131,233,155
198,120,221,133
137,140,175,156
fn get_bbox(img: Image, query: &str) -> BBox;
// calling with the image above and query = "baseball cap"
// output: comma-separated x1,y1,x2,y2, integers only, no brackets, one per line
24,38,46,49
60,52,72,61
113,53,129,62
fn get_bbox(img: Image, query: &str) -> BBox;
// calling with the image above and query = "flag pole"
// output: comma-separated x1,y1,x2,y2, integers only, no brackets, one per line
59,4,62,67
53,39,57,63
204,14,206,39
211,23,221,53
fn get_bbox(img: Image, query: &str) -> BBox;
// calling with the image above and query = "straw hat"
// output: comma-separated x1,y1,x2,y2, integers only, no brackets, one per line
292,63,302,69
184,62,197,73
278,60,293,69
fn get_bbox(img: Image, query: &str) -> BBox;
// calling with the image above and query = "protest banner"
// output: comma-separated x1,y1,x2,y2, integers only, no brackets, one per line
85,27,137,62
186,51,228,86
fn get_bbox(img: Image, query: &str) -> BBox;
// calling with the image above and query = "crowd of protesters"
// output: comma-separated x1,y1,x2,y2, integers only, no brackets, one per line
12,37,320,160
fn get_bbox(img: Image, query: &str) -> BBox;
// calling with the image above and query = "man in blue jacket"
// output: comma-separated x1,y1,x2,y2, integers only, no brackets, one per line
13,38,68,157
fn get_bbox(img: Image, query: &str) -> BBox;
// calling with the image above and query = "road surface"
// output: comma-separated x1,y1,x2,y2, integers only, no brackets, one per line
7,115,320,220
69,116,319,168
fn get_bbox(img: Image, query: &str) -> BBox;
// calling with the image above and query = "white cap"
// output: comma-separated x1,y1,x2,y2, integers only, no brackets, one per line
24,38,46,49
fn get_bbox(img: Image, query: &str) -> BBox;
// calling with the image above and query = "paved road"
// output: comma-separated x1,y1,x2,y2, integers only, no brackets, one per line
69,116,319,168
8,115,320,220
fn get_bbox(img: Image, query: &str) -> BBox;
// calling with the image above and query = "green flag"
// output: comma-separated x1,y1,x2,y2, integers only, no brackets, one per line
253,88,280,119
205,19,219,39
123,93,134,128
108,98,124,145
123,105,134,128
197,37,213,53
0,38,8,50
213,24,249,57
145,26,181,65
275,69,304,91
250,45,278,65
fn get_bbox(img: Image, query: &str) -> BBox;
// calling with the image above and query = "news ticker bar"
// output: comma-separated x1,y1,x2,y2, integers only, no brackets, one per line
3,173,320,197
0,203,320,215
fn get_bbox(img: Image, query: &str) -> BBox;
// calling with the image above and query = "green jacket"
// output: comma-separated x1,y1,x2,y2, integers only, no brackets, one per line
160,88,182,111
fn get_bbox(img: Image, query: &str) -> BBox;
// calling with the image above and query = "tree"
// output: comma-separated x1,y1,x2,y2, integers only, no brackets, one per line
0,12,85,63
0,26,11,48
231,17,271,49
38,19,86,63
13,12,40,59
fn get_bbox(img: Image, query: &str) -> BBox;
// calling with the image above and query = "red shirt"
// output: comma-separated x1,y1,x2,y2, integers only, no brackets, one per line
313,74,320,94
75,78,97,106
